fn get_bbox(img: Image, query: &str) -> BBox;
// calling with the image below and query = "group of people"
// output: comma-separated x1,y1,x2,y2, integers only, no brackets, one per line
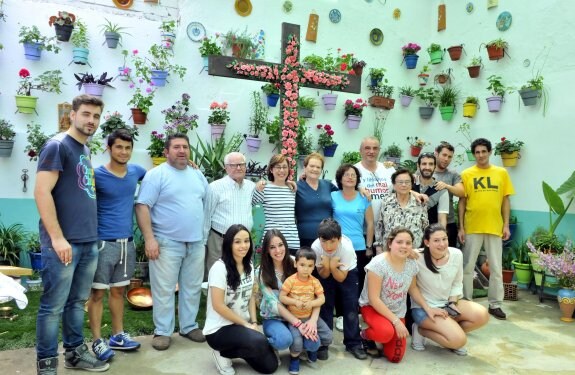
33,94,515,375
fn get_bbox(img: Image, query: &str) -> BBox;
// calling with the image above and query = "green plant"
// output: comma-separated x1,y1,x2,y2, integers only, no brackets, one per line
17,68,64,96
342,151,361,165
382,143,402,158
18,25,61,53
467,56,482,67
399,86,417,97
70,19,89,49
530,227,564,253
159,20,176,34
521,75,544,91
24,122,54,161
344,98,368,117
87,137,103,154
28,270,42,280
161,93,198,135
494,137,524,155
302,54,325,71
457,122,473,150
0,223,26,266
222,28,256,59
399,159,417,174
541,171,575,239
369,78,394,97
265,116,281,149
198,35,222,57
486,75,512,98
502,247,514,270
486,38,508,49
296,122,313,155
261,83,280,96
100,111,138,140
0,119,16,141
74,72,114,90
438,86,460,107
369,67,386,81
415,87,439,107
427,43,442,52
99,19,131,46
248,91,268,137
316,124,335,147
127,82,155,114
406,136,428,148
147,131,166,158
464,96,479,105
190,133,244,181
131,45,187,82
508,240,531,264
48,11,75,26
420,65,430,74
298,96,318,110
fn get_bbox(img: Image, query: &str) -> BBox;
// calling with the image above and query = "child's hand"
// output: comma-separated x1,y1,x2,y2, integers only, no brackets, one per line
320,255,330,269
301,300,310,310
295,300,304,310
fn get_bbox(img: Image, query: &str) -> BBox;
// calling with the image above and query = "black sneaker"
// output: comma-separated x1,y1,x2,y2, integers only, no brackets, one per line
37,357,58,375
488,307,507,320
346,346,368,360
64,343,110,372
317,346,329,360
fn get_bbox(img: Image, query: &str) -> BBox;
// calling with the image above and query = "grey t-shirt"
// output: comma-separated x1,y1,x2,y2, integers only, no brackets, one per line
37,133,97,247
433,169,462,224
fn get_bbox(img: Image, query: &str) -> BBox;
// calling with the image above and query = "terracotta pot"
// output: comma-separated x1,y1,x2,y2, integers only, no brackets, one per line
368,96,395,110
447,45,463,61
410,146,422,157
131,108,147,125
486,45,505,60
467,65,481,78
502,269,515,283
353,66,364,75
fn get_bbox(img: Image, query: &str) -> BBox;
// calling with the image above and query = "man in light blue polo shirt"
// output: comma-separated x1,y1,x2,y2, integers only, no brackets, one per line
136,133,208,351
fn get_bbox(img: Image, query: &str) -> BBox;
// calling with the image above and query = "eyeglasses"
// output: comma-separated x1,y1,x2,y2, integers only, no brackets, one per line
273,166,289,170
419,152,435,158
395,180,412,186
226,163,246,169
343,173,357,178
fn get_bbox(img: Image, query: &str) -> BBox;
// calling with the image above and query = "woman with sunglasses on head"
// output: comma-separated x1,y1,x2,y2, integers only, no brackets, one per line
410,224,489,356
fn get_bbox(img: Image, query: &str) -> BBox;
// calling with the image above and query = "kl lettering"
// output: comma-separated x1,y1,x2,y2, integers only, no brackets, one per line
473,177,498,189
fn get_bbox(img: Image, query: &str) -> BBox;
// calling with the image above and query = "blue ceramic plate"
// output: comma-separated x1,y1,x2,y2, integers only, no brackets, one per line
496,11,512,31
186,22,206,42
370,28,383,46
329,9,341,23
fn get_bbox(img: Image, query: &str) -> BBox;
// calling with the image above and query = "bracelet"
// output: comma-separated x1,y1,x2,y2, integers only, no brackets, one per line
292,320,302,328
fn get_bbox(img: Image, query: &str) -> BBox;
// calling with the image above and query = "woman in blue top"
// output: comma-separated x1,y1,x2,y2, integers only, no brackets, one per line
332,163,374,295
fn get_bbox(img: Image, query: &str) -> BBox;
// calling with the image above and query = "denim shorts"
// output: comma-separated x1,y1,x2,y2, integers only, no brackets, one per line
411,308,429,325
92,239,136,288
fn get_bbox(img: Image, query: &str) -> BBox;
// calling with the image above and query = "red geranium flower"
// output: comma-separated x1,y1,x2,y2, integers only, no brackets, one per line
501,137,506,141
19,68,30,78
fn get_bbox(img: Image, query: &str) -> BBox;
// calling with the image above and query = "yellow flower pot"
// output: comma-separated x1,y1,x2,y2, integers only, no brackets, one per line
501,151,519,167
463,103,478,118
151,156,166,167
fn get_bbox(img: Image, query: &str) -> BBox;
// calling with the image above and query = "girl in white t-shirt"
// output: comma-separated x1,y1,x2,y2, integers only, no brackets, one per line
203,224,278,375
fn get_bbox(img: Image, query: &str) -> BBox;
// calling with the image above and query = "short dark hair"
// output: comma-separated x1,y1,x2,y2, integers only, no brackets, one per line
335,164,361,190
391,168,414,185
72,94,104,112
417,153,436,167
107,129,134,147
267,154,289,181
317,218,342,240
295,247,316,262
471,138,492,153
164,133,190,150
435,141,454,153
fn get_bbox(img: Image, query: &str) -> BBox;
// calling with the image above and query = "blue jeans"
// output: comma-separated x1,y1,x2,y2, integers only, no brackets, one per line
288,317,332,354
36,242,98,360
263,319,293,350
150,237,204,336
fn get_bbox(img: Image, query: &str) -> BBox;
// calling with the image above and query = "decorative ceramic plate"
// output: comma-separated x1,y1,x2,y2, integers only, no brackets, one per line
329,9,341,23
370,28,383,46
466,2,474,13
234,0,252,17
186,22,206,42
496,11,512,31
283,0,293,13
112,0,133,9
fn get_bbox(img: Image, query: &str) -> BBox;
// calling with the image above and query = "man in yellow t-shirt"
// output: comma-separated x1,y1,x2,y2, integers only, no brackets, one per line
458,138,514,321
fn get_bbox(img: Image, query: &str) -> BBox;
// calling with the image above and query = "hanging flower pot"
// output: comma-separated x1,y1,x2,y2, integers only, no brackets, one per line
72,47,90,65
266,93,280,107
500,151,520,167
467,65,481,78
370,77,382,87
161,32,176,45
299,108,314,118
410,145,422,157
418,73,430,86
15,95,39,114
54,24,74,42
368,96,395,110
486,45,505,60
211,124,226,140
321,94,338,110
23,42,43,61
463,103,478,118
518,89,540,106
245,136,262,152
403,54,419,69
435,74,449,85
150,70,169,87
418,106,434,120
104,31,121,49
439,106,455,121
486,96,503,112
353,66,364,76
400,95,413,107
428,49,444,64
151,156,166,167
83,83,106,97
466,150,475,161
323,143,338,157
131,108,147,125
118,66,131,81
0,140,15,157
384,156,401,165
346,115,362,129
557,288,575,322
447,45,463,61
231,43,245,58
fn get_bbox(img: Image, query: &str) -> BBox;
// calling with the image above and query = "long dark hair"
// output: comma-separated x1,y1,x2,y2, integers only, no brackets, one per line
259,229,296,290
422,224,448,274
221,224,253,290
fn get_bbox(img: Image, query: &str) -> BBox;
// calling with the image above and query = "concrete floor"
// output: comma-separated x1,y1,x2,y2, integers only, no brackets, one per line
2,289,574,375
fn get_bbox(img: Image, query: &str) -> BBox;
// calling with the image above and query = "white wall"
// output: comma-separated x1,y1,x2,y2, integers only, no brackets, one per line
1,0,574,217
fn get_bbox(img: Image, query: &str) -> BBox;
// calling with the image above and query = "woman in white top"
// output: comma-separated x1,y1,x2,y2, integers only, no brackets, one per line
203,224,278,375
411,224,489,356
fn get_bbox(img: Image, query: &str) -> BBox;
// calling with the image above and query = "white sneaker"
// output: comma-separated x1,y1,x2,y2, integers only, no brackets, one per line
212,350,235,375
451,347,468,356
335,316,344,332
411,323,426,351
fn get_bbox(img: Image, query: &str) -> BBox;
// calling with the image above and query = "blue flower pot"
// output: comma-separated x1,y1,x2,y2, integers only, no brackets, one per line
29,252,43,271
266,93,280,107
323,144,338,157
72,47,90,65
404,54,419,69
23,42,43,61
151,70,169,87
370,78,382,87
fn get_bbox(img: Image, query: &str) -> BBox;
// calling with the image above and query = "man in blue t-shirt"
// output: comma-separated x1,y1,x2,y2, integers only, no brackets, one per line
87,129,146,362
34,95,109,374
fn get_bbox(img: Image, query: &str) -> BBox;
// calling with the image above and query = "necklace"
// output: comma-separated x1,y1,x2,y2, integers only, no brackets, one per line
431,252,447,261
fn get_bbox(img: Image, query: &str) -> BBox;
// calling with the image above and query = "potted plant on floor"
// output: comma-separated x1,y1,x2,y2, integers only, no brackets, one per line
368,79,395,110
261,83,280,107
26,232,42,271
427,43,444,64
0,222,26,266
483,38,508,61
501,247,516,283
398,86,416,107
381,143,402,165
298,96,318,118
368,67,386,87
406,136,428,157
48,11,75,42
99,111,139,141
74,72,114,97
222,28,256,59
15,68,64,114
24,122,54,161
486,75,512,112
402,42,421,69
0,119,16,157
208,101,230,140
447,44,464,61
70,19,90,65
26,270,43,291
466,56,483,78
418,65,430,86
344,98,368,128
99,18,131,49
438,86,460,121
462,96,479,118
245,91,268,151
316,124,337,157
456,122,475,161
18,25,61,61
494,137,524,167
510,240,533,285
415,87,439,119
